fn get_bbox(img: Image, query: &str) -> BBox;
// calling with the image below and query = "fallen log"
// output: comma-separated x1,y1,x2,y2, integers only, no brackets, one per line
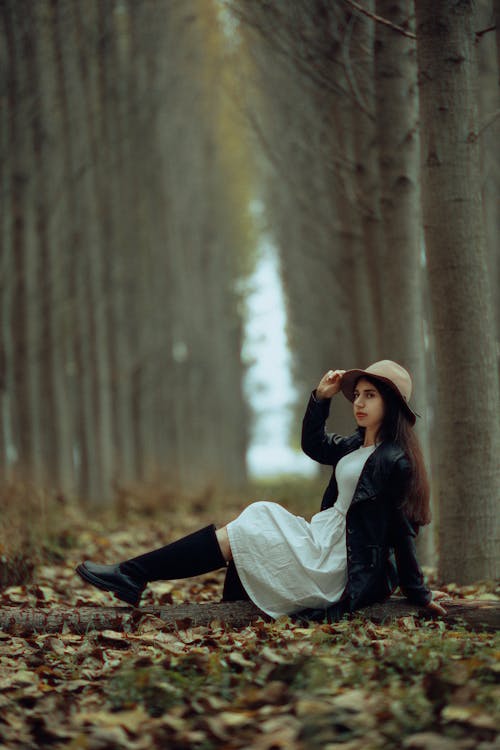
0,598,497,635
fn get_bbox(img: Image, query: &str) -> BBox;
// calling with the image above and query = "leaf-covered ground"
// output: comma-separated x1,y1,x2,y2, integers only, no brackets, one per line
0,517,498,750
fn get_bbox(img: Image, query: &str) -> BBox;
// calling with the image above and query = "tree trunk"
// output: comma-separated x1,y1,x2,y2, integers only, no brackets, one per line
73,0,116,501
415,0,500,582
495,0,500,83
374,0,434,565
22,2,60,491
3,2,35,480
0,598,496,634
33,0,83,500
333,102,375,368
477,2,500,370
350,2,385,358
375,0,423,362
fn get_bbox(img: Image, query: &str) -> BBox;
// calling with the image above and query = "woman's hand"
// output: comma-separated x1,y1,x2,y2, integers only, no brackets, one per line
316,369,346,400
425,590,448,616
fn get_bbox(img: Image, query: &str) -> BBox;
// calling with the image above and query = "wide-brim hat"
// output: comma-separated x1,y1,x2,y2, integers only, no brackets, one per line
340,360,418,425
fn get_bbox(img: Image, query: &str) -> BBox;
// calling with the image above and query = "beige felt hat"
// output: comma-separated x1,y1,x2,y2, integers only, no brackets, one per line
340,359,418,425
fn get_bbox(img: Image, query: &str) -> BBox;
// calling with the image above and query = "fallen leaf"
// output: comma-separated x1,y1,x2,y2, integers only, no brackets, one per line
74,706,150,734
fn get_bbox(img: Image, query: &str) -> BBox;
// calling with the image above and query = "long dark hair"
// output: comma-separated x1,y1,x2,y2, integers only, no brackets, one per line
364,376,431,526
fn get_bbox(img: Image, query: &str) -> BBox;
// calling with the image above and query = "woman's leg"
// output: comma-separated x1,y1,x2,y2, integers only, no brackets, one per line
121,524,229,581
217,525,251,601
76,524,231,606
215,526,232,562
221,560,250,601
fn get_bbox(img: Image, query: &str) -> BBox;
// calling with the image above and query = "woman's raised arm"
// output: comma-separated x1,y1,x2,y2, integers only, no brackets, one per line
301,370,351,466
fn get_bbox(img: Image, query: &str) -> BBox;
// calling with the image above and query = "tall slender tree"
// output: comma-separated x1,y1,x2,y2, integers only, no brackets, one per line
374,0,433,561
415,0,500,581
477,1,500,354
2,2,37,482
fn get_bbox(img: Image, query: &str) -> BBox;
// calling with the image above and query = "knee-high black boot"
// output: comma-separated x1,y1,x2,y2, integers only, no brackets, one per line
76,525,226,607
221,560,250,602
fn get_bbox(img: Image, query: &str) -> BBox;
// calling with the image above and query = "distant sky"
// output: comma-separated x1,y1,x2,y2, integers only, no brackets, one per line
242,239,316,478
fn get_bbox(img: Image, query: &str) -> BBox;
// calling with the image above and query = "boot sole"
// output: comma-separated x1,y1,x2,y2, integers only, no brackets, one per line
75,563,142,607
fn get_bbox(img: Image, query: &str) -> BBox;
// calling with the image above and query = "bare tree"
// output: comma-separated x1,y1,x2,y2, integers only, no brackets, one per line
415,0,500,582
373,0,433,562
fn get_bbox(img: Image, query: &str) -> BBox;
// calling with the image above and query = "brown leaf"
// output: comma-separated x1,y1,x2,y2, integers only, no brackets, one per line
98,630,132,649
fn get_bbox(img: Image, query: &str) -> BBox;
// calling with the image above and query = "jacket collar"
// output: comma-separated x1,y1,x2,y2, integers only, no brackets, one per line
349,439,406,506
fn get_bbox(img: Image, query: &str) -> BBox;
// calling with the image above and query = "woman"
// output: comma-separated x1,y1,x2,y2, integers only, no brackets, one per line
76,360,446,620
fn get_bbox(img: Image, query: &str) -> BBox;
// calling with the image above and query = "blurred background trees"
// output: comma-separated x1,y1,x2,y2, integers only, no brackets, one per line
1,1,251,504
0,0,498,582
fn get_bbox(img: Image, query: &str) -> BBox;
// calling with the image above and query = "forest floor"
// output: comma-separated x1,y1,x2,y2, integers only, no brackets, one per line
0,505,498,750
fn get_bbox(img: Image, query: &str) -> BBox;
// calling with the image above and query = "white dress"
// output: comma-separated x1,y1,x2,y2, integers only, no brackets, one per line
226,445,376,617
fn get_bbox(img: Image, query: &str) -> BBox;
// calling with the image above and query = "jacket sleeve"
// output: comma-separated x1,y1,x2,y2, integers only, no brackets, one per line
301,392,350,466
388,458,432,606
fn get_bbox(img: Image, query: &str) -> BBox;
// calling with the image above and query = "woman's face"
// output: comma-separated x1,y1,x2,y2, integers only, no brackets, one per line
353,378,385,433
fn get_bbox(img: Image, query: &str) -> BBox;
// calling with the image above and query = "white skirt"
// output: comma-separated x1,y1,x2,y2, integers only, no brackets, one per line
226,500,348,618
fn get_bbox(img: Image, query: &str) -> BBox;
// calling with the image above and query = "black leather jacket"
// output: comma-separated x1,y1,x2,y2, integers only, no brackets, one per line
300,393,431,621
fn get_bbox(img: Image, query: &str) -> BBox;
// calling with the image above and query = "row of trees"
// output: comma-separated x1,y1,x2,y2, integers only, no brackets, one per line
1,1,251,501
0,0,498,581
227,0,499,580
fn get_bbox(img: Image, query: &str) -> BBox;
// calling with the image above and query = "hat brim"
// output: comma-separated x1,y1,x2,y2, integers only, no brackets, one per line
340,369,418,426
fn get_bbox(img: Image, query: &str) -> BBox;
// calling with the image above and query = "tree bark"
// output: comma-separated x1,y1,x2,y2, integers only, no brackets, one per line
374,0,434,565
375,0,423,363
25,0,92,501
73,0,116,501
0,598,496,634
3,1,35,479
477,1,500,370
350,2,385,358
415,0,500,582
495,0,500,84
